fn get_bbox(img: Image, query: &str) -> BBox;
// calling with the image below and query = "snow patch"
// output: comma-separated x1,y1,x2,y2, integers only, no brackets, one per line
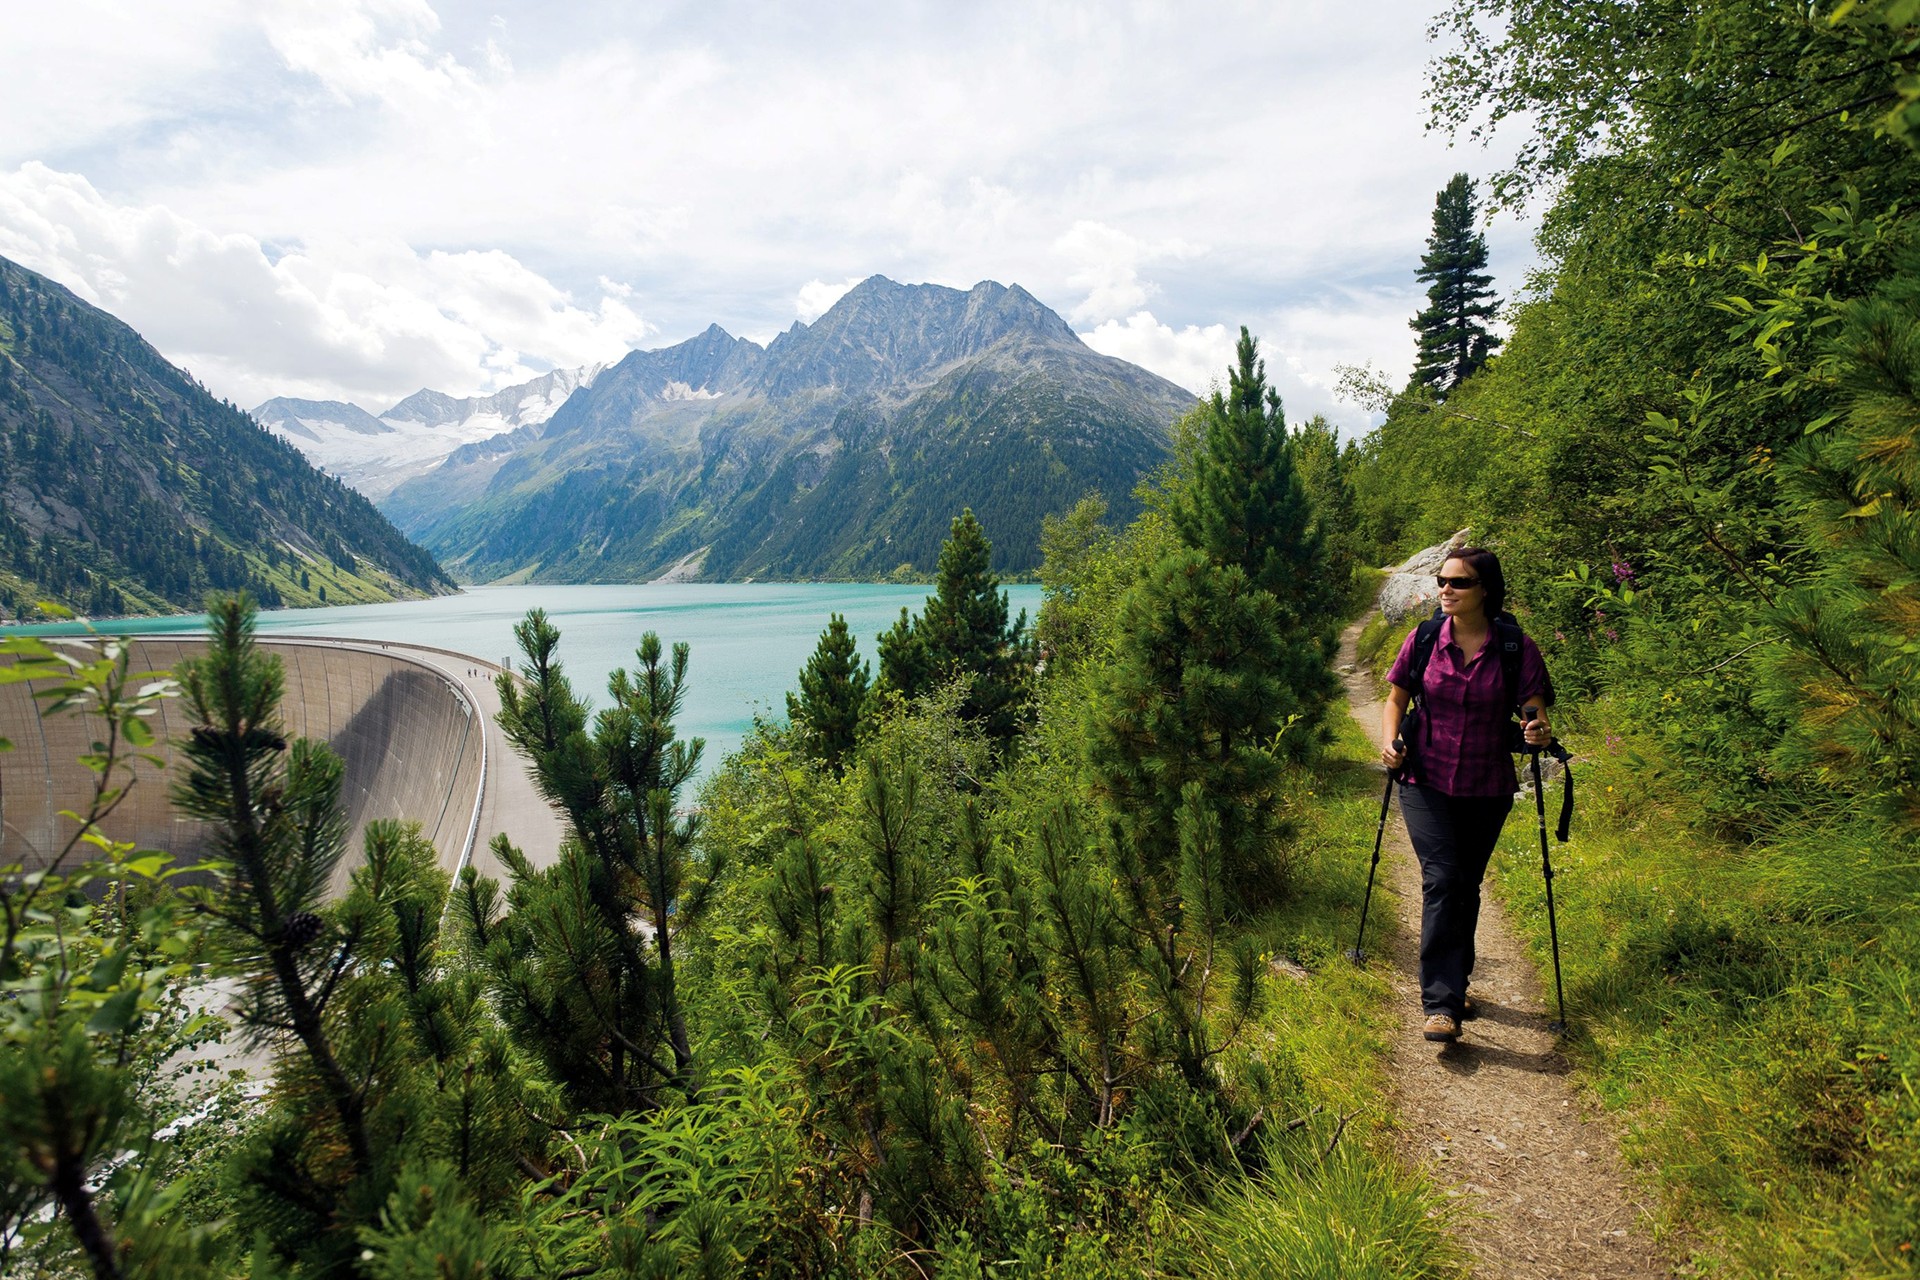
659,380,720,401
255,363,604,498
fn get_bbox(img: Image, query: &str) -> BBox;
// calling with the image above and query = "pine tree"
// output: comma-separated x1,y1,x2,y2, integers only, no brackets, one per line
1763,255,1920,830
1085,550,1312,903
787,613,870,773
172,593,408,1267
1409,173,1501,396
1170,328,1340,723
463,610,714,1112
877,510,1034,746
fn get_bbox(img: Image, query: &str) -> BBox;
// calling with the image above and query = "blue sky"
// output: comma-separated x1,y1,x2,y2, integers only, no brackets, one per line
0,0,1535,426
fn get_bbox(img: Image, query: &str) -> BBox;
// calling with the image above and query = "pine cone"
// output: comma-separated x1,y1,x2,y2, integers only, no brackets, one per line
282,912,324,950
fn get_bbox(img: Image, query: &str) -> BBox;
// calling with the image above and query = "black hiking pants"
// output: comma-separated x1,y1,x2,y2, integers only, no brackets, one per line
1398,784,1514,1019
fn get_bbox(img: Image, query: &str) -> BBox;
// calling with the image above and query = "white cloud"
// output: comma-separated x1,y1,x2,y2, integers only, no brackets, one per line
261,0,480,110
1081,297,1423,435
0,2,1540,421
0,1,257,160
795,276,865,323
1258,289,1424,428
1054,221,1200,327
0,163,652,409
1081,312,1234,397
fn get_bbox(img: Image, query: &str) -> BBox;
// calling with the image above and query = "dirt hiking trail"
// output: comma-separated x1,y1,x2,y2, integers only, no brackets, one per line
1339,618,1672,1279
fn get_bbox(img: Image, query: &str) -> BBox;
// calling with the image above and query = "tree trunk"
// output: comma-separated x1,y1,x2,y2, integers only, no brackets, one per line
52,1149,121,1280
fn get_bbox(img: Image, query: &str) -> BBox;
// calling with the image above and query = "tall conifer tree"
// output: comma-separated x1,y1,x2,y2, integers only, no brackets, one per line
877,510,1033,745
788,613,870,772
1085,550,1302,897
1171,327,1341,677
172,597,372,1185
1094,331,1341,902
1409,173,1501,396
464,610,710,1112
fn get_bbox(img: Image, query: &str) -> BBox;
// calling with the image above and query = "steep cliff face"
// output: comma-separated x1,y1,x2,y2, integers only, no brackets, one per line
0,256,452,616
385,276,1194,580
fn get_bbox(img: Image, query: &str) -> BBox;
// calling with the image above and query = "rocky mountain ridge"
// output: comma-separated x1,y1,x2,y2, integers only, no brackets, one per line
384,275,1195,582
254,362,604,498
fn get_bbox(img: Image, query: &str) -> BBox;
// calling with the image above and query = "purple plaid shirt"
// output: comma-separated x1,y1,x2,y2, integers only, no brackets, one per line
1387,617,1549,797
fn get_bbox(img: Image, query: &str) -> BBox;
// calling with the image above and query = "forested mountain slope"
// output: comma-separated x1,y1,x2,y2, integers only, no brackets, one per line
0,255,453,616
383,276,1194,581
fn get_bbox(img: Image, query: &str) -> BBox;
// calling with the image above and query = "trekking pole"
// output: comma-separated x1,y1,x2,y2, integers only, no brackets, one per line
1523,708,1569,1033
1346,738,1402,965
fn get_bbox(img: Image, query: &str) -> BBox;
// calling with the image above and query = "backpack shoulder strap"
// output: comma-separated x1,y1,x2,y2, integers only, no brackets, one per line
1491,612,1556,709
1494,614,1525,711
1406,608,1446,702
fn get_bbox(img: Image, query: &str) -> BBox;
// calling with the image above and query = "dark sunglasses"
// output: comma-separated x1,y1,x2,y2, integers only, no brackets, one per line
1435,575,1481,589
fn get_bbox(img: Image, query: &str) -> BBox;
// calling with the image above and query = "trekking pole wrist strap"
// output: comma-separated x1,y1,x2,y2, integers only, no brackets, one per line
1549,740,1573,842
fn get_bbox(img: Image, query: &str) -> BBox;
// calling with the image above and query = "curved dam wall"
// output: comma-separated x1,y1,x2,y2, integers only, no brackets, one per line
0,639,484,897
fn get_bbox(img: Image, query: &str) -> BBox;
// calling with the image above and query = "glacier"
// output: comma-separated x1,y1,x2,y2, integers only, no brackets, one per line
252,364,605,500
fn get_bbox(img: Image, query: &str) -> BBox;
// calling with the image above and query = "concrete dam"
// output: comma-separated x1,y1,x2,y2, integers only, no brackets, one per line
0,637,564,894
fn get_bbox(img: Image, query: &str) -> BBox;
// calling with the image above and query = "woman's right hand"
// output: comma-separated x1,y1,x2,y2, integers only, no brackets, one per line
1379,685,1411,773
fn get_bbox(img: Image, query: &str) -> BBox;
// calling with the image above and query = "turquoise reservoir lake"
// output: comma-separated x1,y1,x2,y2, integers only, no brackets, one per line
29,583,1044,780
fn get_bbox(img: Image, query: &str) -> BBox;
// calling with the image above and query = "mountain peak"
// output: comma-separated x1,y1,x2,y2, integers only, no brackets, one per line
383,363,603,427
254,397,393,439
758,276,1082,396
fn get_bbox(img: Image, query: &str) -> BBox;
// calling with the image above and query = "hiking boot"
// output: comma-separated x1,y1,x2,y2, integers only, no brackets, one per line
1422,1013,1459,1043
1461,995,1480,1021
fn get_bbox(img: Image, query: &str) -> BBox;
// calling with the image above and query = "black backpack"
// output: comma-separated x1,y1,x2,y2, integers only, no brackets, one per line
1397,608,1573,841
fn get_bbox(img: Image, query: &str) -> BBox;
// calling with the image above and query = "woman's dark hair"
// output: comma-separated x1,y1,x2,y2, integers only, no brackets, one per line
1448,546,1507,620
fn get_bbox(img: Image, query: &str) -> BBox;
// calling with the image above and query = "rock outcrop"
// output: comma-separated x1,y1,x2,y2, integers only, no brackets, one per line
1376,528,1473,623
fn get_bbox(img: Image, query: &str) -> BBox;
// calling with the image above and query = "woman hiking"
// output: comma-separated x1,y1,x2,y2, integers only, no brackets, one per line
1381,547,1553,1044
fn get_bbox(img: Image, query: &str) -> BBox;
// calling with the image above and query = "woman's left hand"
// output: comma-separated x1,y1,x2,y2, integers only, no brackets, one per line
1523,713,1552,748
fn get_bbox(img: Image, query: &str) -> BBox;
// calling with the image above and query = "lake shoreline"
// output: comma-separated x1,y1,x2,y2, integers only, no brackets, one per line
4,582,1045,784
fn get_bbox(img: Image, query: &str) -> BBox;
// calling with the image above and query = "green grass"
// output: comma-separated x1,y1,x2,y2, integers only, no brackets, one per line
1240,713,1402,1113
1179,707,1465,1278
1355,613,1415,693
1345,565,1388,620
1187,1139,1470,1280
1486,734,1920,1277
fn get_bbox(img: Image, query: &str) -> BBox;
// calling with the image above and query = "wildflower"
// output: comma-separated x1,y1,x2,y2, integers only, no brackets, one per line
1611,560,1635,584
